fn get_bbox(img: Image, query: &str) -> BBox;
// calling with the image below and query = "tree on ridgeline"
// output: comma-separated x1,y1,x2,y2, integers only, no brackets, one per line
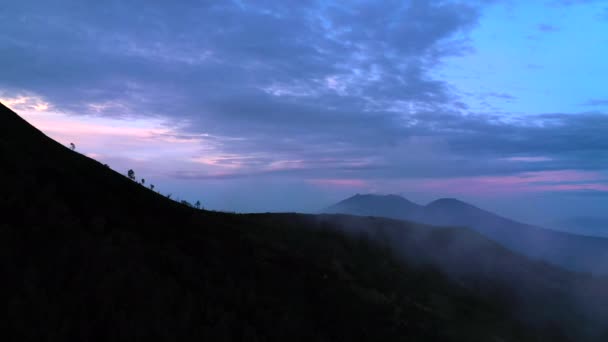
69,143,76,151
128,169,135,181
195,200,201,210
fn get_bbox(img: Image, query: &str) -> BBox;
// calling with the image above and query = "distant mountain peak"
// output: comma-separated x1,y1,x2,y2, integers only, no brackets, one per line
324,194,422,218
351,193,403,198
426,198,474,209
339,193,419,205
325,192,608,275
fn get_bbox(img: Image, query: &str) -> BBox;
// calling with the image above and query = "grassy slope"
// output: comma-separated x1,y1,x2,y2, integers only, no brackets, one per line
0,103,574,341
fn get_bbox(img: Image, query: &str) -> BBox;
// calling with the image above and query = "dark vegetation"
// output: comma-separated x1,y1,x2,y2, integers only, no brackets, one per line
0,102,606,341
308,214,608,339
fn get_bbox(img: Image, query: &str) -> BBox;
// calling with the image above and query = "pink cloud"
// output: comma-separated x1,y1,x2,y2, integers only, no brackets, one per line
409,170,608,196
502,156,553,162
308,179,368,188
533,183,608,192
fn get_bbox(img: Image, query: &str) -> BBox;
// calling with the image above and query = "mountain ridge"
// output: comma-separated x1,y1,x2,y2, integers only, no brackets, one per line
325,193,608,274
3,102,585,340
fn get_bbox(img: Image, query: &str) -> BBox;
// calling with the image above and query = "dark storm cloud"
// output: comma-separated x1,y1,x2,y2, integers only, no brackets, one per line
2,0,607,182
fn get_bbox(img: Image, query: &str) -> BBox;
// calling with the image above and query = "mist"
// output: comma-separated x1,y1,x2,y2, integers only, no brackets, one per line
297,212,608,340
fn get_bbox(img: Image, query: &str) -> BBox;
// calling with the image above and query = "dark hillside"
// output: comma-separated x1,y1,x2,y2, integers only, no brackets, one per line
0,102,592,341
254,213,608,340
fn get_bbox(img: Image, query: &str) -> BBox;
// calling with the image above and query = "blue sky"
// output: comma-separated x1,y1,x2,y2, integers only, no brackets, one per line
1,0,607,223
440,0,608,114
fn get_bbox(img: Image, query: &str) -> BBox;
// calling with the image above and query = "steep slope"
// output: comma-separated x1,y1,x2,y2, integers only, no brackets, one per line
325,194,608,274
0,102,561,341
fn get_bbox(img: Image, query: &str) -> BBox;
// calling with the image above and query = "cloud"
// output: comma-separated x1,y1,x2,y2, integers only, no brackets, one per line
400,170,608,196
526,63,543,70
549,0,605,5
601,7,608,20
483,92,517,100
2,0,607,203
0,0,478,116
0,1,483,158
538,23,559,32
582,99,608,106
308,178,369,188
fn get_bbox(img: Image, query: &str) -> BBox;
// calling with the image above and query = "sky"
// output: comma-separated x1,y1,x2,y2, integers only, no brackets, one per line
1,0,607,223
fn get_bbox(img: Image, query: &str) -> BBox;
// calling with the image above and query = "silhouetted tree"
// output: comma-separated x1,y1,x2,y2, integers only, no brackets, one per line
195,200,201,210
167,193,172,199
150,184,155,191
128,169,135,181
69,143,76,151
141,178,145,185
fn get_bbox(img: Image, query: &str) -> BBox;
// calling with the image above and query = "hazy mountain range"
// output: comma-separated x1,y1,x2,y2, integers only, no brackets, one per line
547,217,608,238
325,194,608,275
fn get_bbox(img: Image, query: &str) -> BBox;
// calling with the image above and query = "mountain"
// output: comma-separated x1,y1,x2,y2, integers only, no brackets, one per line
325,193,423,218
2,102,584,341
325,194,608,275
